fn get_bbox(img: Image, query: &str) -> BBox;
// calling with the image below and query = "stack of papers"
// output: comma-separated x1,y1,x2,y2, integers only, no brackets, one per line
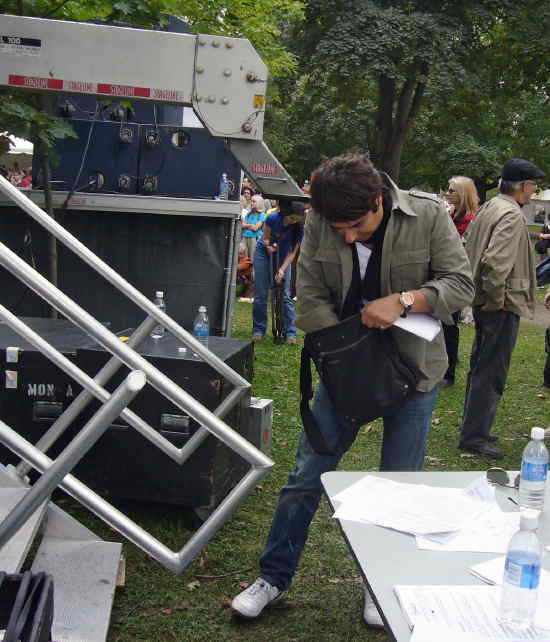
416,506,519,554
332,474,497,538
395,584,550,641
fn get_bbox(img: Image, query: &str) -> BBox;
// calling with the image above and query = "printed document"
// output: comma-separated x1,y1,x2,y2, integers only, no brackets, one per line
394,584,550,640
470,557,550,631
332,475,490,536
416,506,519,553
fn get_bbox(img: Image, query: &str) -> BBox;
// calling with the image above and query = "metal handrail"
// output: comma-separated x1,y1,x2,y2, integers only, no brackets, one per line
0,176,274,572
0,371,146,546
0,420,268,572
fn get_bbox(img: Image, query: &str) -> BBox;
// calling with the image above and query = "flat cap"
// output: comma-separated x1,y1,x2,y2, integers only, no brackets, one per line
501,158,545,182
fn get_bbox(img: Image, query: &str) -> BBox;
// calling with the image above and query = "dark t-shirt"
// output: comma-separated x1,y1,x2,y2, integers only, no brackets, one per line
257,212,303,261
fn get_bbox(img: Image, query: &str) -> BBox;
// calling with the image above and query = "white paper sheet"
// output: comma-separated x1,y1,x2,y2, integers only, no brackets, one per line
393,313,442,341
470,557,550,631
410,621,545,642
394,584,550,640
416,506,519,553
332,475,490,536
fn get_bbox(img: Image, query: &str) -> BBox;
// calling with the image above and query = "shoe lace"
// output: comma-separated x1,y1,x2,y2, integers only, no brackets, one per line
248,579,269,596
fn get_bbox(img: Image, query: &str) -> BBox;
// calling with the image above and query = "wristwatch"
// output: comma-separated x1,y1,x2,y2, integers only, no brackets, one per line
399,291,415,318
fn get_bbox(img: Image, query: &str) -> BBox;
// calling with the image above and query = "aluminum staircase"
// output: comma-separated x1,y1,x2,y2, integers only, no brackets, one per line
0,174,274,640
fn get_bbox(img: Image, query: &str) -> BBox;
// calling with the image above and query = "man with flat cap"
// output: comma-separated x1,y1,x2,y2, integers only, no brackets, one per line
459,158,545,459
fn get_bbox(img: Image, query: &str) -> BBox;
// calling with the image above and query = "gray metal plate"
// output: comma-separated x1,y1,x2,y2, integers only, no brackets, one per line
0,487,47,572
31,537,122,642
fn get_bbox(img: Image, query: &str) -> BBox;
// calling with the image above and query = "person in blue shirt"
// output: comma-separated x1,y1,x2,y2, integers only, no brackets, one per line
242,194,266,259
252,200,305,344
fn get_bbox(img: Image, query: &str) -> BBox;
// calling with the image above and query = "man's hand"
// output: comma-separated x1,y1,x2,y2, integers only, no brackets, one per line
361,294,404,329
274,267,285,283
544,288,550,310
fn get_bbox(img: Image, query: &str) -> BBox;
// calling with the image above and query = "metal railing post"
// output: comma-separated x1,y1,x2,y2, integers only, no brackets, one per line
0,371,146,547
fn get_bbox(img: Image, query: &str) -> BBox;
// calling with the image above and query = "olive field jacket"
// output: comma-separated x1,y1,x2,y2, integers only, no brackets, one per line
464,194,535,318
296,179,474,392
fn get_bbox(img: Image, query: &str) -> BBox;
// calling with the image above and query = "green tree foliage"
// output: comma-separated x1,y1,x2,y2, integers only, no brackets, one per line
269,0,549,186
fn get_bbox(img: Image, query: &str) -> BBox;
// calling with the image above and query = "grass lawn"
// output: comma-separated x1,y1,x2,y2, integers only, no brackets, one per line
60,302,549,641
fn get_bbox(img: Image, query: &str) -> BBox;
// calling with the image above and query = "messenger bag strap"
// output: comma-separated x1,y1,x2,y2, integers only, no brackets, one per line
299,346,334,455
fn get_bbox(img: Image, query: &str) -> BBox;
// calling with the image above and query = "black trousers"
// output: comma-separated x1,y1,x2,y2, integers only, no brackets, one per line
459,308,519,448
442,311,461,381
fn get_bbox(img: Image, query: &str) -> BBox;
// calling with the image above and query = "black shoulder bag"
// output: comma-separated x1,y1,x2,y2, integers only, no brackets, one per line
300,314,417,455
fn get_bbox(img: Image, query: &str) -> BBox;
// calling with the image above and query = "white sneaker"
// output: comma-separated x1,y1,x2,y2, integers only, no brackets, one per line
231,578,287,619
363,588,384,629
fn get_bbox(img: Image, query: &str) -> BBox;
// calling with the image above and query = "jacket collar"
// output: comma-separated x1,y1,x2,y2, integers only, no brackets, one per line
495,193,521,209
383,173,417,217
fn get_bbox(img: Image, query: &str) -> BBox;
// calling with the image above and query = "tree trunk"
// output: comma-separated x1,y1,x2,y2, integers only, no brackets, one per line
374,66,428,184
39,95,58,318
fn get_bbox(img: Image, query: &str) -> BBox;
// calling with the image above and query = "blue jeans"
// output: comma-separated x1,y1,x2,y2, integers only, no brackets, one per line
259,382,438,590
252,247,296,338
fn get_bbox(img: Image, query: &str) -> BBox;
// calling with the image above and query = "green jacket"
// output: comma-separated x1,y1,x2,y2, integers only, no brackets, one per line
464,194,535,318
296,179,474,392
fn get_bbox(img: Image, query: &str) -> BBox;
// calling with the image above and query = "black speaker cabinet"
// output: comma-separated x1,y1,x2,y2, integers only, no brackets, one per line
0,317,102,466
73,334,254,508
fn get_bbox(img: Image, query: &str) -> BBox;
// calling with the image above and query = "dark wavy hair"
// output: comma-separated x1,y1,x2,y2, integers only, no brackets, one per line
310,153,387,222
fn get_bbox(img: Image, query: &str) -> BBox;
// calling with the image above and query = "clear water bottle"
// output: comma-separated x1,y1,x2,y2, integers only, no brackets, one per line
500,509,542,629
192,305,209,350
519,427,549,510
219,173,229,200
150,291,166,339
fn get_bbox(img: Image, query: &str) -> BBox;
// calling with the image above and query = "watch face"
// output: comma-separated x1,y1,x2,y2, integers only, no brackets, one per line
401,291,414,307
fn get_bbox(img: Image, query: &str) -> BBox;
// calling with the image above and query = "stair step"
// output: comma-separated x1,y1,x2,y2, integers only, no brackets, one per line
31,537,122,642
0,486,48,572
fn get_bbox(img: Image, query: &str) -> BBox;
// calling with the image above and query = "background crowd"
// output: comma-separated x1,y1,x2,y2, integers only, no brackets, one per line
0,161,32,188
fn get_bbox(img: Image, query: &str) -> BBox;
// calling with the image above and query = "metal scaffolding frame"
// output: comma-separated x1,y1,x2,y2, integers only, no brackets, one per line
0,175,273,573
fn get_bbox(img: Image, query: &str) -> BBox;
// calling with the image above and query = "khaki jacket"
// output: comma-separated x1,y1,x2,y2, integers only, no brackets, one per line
296,179,474,392
464,194,535,318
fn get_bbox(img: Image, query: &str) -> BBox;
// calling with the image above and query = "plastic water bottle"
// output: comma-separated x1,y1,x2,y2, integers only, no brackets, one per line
519,427,549,510
218,173,229,200
500,509,542,629
192,305,209,350
150,291,166,339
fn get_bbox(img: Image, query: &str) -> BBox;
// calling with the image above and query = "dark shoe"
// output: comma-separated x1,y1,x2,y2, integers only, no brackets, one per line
487,434,499,442
460,443,503,460
440,378,454,388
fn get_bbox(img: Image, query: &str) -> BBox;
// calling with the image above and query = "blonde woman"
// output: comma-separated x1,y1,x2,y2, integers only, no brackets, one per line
442,176,479,385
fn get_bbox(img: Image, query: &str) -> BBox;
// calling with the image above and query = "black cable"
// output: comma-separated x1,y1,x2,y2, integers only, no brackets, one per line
61,102,100,211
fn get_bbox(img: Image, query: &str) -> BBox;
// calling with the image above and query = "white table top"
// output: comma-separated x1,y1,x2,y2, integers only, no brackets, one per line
321,471,550,642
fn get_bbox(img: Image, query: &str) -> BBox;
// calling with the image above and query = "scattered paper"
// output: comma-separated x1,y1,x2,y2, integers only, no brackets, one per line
416,506,519,554
393,313,441,342
332,475,490,536
394,584,550,640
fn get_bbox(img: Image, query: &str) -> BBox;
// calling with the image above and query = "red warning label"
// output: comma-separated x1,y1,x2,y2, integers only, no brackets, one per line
8,74,62,89
97,83,150,98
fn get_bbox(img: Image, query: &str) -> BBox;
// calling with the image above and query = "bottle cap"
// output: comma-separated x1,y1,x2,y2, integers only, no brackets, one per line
531,427,545,440
520,508,540,531
155,291,164,298
199,305,206,312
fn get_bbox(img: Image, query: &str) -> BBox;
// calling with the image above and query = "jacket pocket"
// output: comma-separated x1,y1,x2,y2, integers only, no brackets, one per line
390,248,430,292
506,278,530,292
